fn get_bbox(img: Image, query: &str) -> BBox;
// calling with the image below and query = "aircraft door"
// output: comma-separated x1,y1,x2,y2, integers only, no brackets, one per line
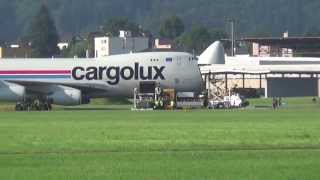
176,56,182,66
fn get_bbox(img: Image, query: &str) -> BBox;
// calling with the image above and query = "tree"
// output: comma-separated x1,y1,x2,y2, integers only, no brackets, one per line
210,29,228,41
5,0,320,42
159,15,184,39
176,26,227,54
27,4,60,58
0,0,17,42
304,26,320,37
103,17,143,37
61,36,87,58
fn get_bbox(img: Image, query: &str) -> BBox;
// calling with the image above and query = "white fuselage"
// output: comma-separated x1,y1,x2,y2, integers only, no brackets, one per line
0,52,203,98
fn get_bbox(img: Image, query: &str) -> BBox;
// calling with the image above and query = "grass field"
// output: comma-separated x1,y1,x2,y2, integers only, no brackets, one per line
0,98,320,179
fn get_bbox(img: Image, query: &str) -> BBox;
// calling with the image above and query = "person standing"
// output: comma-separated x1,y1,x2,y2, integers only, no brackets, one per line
272,97,277,109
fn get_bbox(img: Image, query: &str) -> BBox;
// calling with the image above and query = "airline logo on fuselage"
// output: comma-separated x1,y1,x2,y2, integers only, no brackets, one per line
72,62,165,85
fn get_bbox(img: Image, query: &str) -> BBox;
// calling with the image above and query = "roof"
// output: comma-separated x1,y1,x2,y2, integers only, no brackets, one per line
157,39,173,45
241,37,320,48
200,56,320,75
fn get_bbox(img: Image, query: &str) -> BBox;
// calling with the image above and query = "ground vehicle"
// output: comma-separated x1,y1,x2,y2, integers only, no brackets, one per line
208,94,248,109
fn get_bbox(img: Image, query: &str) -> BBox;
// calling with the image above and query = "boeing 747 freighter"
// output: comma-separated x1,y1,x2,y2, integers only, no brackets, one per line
0,51,203,110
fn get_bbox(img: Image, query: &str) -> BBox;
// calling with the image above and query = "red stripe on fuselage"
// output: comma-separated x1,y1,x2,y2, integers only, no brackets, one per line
0,70,71,74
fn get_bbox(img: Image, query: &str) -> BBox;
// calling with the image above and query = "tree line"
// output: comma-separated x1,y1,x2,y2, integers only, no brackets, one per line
25,4,228,58
2,0,320,44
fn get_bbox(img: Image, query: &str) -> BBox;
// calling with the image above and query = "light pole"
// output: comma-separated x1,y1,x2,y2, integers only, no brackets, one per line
229,19,236,56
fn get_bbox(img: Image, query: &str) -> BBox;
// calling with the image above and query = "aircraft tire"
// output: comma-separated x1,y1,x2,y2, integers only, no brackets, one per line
15,103,23,111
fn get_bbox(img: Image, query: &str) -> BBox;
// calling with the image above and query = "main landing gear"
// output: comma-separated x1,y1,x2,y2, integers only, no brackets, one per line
15,99,52,111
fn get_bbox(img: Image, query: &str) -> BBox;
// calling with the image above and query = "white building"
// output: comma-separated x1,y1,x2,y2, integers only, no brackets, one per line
57,42,69,50
94,31,149,58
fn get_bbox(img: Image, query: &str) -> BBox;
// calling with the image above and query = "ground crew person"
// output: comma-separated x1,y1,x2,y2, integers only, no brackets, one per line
170,100,175,110
154,100,159,109
159,99,164,109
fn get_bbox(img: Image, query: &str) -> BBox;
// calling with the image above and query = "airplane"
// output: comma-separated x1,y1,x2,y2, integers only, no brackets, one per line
0,51,204,111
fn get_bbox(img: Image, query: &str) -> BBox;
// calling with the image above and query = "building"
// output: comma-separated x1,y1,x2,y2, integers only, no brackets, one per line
57,42,69,50
94,30,149,58
243,33,320,57
201,56,320,98
154,38,173,49
199,41,320,98
0,46,32,58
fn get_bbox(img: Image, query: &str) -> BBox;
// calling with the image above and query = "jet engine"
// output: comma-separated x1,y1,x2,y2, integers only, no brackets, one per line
48,85,90,106
0,81,26,102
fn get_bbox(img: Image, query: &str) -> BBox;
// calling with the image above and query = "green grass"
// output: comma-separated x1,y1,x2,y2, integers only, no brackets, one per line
0,98,320,179
248,97,320,108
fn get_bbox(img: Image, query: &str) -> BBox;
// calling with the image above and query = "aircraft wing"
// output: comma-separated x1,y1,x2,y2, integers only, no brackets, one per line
6,79,111,95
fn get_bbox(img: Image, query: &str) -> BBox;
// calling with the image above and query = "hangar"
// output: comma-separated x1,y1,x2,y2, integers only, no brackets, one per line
199,41,320,99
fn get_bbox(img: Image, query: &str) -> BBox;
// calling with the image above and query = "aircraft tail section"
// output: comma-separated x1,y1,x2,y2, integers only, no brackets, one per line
198,41,225,65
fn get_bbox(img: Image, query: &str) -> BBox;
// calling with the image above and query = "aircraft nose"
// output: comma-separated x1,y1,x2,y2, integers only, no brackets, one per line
192,69,205,94
197,73,205,93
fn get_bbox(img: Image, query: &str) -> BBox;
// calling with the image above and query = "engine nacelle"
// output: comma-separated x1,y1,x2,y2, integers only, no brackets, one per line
48,85,89,106
0,81,26,102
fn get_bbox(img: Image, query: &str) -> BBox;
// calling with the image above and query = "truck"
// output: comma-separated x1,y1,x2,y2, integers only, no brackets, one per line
208,93,249,109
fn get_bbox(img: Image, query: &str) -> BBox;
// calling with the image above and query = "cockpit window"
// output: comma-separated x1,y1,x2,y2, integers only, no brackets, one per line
166,57,173,62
